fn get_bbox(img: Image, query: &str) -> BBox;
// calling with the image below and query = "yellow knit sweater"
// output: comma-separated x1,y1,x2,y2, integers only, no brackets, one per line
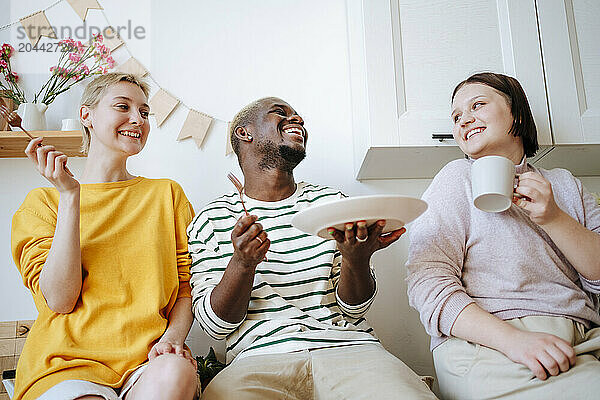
11,177,194,400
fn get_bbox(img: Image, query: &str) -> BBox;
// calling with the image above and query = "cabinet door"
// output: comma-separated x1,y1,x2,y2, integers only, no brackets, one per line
392,0,551,146
537,0,600,144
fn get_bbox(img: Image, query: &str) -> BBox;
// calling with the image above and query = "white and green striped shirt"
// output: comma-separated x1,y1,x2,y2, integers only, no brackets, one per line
188,182,379,363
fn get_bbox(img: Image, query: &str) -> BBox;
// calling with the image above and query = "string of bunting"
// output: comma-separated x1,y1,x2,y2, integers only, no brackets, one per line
1,0,235,155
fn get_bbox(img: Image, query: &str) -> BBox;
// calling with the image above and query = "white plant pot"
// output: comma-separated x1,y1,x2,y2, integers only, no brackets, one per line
17,103,48,131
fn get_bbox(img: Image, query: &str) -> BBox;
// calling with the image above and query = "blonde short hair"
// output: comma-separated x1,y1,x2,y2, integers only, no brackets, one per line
79,73,150,154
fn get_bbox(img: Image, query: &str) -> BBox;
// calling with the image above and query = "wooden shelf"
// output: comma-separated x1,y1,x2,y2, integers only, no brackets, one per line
0,130,84,158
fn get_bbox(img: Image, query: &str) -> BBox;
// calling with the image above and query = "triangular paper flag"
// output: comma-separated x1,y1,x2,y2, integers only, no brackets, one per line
226,121,234,155
178,109,213,148
149,89,179,127
20,11,57,46
102,27,124,51
117,57,148,76
66,0,103,21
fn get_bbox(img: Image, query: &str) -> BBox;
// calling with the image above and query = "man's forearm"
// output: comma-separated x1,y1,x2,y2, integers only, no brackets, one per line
209,256,256,323
336,259,375,305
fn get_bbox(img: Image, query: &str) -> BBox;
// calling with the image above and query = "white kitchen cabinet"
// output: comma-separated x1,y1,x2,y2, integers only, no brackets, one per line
537,0,599,144
348,0,599,179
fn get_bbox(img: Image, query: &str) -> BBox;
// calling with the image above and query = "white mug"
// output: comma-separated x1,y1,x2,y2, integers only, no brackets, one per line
61,118,81,131
471,155,515,213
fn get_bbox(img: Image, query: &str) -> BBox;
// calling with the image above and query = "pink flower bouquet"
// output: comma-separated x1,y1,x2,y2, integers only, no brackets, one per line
0,43,27,105
34,34,115,105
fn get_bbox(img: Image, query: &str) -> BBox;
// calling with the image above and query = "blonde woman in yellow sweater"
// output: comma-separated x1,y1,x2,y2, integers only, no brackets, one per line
11,73,198,400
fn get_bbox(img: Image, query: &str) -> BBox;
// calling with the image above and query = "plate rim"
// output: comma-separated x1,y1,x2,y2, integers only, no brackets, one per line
291,194,428,237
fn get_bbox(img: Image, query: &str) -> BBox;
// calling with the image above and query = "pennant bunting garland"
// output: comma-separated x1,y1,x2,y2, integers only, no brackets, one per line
178,110,213,148
102,27,124,51
4,0,233,155
117,57,148,76
149,89,179,127
226,122,234,155
66,0,103,21
20,12,57,46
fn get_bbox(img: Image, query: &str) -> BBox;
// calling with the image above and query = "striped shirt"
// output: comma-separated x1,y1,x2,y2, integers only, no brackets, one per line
188,182,379,363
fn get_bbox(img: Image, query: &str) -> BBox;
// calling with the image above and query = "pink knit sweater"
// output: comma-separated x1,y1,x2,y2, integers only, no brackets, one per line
406,158,600,350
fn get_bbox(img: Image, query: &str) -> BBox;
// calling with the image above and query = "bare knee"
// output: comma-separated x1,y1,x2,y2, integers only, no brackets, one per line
152,353,198,387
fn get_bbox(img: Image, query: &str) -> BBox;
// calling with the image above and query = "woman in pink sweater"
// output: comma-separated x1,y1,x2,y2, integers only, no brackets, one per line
406,72,600,399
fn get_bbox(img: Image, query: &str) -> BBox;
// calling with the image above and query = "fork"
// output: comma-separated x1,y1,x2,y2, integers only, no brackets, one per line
227,171,249,215
1,104,74,176
227,171,268,261
0,105,36,141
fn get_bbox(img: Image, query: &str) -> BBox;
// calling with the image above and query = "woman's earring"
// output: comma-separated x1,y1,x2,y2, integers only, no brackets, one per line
247,135,253,142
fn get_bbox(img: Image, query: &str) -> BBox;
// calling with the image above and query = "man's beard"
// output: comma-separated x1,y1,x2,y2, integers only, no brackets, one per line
257,140,306,173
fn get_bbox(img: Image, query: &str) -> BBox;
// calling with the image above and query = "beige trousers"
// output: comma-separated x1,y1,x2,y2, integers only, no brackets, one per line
201,343,438,400
433,316,600,400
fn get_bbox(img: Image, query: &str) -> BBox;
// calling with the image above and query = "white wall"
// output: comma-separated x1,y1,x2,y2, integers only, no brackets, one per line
1,0,600,384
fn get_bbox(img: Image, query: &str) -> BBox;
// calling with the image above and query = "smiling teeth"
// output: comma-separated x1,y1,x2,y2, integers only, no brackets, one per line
120,131,141,138
466,127,484,140
283,127,303,136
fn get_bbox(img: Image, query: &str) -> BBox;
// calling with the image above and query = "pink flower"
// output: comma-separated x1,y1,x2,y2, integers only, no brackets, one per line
68,53,81,63
79,65,90,76
95,44,107,56
2,43,14,58
10,71,18,82
0,59,7,70
59,38,75,50
106,56,115,69
93,33,104,43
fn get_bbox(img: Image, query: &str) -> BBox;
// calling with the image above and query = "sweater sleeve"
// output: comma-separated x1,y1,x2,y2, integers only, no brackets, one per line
11,191,56,306
405,161,475,338
326,189,377,318
331,247,378,318
578,183,600,293
187,210,242,339
173,184,195,299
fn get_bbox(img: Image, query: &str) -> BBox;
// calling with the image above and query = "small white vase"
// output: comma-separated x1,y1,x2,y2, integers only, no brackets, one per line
17,103,48,131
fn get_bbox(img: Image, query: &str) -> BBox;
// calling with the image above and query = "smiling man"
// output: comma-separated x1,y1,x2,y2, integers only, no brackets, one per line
187,97,437,399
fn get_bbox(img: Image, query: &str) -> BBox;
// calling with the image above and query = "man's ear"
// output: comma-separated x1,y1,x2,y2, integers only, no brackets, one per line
80,105,92,128
235,126,253,142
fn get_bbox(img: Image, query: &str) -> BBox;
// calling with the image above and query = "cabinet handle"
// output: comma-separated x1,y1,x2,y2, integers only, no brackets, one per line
432,134,454,141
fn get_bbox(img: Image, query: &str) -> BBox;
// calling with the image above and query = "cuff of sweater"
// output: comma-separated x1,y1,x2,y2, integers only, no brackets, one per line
176,281,192,299
580,274,600,294
438,290,475,336
335,283,378,318
197,287,244,339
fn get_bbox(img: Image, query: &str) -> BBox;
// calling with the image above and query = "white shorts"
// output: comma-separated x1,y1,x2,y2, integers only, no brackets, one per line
37,364,147,400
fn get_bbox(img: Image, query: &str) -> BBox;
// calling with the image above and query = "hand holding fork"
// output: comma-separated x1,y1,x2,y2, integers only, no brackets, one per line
228,172,269,263
1,104,76,185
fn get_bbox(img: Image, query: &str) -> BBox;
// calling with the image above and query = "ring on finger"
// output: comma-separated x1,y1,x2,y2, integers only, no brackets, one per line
356,236,368,243
255,236,264,244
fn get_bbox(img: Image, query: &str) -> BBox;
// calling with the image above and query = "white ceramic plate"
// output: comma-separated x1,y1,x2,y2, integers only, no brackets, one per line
291,195,428,239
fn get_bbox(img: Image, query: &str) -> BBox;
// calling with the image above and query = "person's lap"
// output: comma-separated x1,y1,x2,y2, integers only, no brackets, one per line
37,363,146,400
201,343,437,400
38,353,198,400
310,343,437,400
433,316,600,400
